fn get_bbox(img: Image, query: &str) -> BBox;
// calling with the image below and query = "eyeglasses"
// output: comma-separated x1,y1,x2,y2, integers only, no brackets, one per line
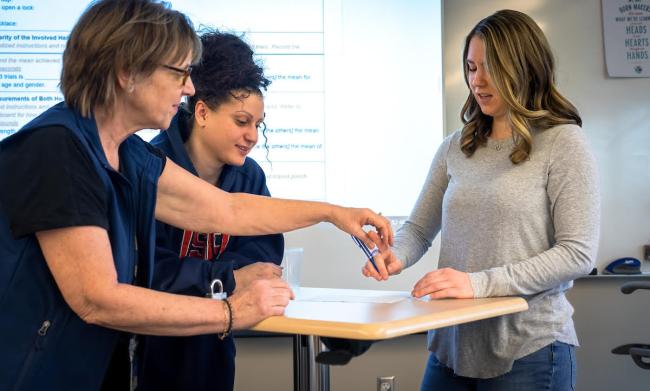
161,64,193,86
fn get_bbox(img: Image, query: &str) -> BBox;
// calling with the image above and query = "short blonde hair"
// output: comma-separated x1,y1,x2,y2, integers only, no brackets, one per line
460,10,581,164
61,0,201,117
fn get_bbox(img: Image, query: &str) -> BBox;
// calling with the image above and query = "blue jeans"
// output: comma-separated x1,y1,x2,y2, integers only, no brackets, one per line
420,341,576,391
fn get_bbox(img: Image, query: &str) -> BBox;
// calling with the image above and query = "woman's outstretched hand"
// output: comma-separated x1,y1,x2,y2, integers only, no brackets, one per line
329,206,393,250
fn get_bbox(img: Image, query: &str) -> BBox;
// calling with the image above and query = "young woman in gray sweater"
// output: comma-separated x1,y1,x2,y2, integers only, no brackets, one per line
363,9,599,390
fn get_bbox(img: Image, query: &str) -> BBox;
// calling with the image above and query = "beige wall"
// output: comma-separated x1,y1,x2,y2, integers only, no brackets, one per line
235,334,428,391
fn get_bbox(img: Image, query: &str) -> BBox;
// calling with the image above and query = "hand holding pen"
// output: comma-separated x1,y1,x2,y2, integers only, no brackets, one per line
351,235,380,272
358,230,405,281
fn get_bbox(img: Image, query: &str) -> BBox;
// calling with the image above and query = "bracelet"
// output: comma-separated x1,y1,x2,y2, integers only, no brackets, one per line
219,298,233,340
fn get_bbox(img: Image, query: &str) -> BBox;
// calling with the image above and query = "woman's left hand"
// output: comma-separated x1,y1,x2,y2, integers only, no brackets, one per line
233,262,283,292
411,267,474,299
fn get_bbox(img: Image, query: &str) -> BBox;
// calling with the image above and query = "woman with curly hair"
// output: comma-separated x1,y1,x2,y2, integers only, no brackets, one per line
138,30,283,391
363,10,600,390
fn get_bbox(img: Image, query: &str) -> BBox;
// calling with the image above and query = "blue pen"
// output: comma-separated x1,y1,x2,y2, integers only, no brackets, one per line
351,235,380,273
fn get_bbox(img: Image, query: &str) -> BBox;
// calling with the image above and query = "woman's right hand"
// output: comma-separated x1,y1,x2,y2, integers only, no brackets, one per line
361,231,404,281
228,278,293,330
328,206,394,250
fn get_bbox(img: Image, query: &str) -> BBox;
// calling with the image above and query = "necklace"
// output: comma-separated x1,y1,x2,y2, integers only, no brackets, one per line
486,137,514,151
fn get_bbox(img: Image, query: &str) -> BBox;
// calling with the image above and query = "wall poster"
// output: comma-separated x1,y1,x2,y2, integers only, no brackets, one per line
603,0,650,77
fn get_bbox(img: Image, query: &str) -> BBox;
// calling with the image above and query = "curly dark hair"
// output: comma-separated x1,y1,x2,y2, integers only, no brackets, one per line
187,29,271,155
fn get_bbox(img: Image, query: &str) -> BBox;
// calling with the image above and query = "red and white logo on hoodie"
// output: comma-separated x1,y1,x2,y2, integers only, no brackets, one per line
179,230,230,260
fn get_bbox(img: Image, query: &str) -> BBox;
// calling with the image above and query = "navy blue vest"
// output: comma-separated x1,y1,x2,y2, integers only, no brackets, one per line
0,102,163,389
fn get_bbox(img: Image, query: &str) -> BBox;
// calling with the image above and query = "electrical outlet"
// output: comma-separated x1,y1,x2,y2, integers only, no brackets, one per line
377,376,396,391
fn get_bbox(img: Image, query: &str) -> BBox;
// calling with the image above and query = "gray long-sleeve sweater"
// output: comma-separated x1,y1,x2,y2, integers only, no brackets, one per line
393,124,600,378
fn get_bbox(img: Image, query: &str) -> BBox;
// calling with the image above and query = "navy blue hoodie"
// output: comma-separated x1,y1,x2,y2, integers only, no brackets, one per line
138,107,284,391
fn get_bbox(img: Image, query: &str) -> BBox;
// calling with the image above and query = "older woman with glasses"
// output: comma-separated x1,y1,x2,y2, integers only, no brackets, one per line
0,1,391,389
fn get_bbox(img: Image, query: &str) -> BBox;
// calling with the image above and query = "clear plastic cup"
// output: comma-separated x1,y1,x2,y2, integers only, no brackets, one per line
281,248,304,294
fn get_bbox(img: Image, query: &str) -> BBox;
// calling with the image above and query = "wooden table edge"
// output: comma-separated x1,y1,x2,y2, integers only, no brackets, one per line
250,296,528,340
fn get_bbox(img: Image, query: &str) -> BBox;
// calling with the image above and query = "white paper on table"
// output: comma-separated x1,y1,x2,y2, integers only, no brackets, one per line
294,288,421,304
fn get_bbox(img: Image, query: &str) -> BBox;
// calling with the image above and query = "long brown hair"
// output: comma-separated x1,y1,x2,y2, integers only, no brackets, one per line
460,9,581,164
